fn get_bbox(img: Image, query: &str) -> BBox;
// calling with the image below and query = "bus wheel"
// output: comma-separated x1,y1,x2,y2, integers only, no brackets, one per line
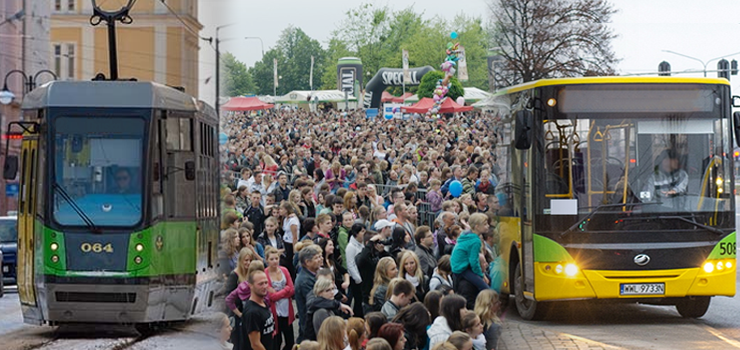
675,296,711,318
514,262,546,320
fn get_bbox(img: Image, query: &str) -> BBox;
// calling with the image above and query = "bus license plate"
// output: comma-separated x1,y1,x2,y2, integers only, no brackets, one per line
620,283,664,295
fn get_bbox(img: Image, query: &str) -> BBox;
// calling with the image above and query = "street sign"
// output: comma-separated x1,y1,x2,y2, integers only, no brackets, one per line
5,183,19,197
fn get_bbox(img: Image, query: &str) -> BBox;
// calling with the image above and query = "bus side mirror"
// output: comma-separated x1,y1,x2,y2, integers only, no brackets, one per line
3,155,18,180
734,112,740,148
514,110,533,150
184,161,195,181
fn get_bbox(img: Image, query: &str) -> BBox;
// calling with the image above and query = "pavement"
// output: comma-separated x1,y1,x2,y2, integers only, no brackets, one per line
498,320,626,350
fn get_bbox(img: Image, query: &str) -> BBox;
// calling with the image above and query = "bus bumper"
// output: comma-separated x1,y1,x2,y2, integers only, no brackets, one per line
533,261,736,301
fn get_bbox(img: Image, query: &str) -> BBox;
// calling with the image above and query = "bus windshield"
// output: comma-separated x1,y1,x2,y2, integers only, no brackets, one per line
52,116,145,227
540,114,734,232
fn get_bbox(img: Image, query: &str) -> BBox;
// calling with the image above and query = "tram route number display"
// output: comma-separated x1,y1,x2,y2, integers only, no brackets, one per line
80,242,114,253
620,283,665,295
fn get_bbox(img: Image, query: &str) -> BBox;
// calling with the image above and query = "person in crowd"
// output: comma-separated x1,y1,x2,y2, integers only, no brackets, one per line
474,290,502,350
371,206,388,226
366,338,393,350
357,234,391,312
316,191,329,214
245,190,266,240
426,180,444,214
314,213,334,242
280,201,301,278
381,278,415,319
293,341,320,350
414,226,437,278
222,212,240,232
461,311,486,350
345,223,367,317
389,226,410,260
397,251,429,302
447,332,473,350
344,191,360,218
460,166,479,196
210,312,234,350
441,225,461,256
219,228,241,275
440,165,463,197
392,302,432,350
306,277,354,341
378,323,407,350
220,247,256,350
242,268,275,350
240,226,265,259
369,257,398,313
365,312,388,341
258,216,286,260
326,162,347,194
316,316,348,350
273,172,292,203
318,238,350,303
347,317,368,350
265,246,295,350
338,211,355,269
427,295,467,350
450,213,490,292
248,170,268,203
302,187,317,218
234,185,250,213
391,204,416,250
300,218,319,243
289,189,306,219
423,291,443,322
434,212,456,257
429,255,454,292
295,244,323,342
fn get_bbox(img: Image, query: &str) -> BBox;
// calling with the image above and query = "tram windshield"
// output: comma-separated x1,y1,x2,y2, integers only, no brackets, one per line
52,116,145,227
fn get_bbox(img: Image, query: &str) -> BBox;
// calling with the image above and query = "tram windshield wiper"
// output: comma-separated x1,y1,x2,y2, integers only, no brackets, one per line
559,201,661,238
52,182,99,232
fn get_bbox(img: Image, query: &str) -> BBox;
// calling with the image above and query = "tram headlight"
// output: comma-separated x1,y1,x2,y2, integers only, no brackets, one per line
565,263,579,276
547,98,557,107
50,242,58,251
134,256,142,264
51,255,59,263
703,262,714,273
135,243,144,252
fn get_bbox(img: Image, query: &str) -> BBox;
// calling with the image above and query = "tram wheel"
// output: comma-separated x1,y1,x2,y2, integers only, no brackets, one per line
675,296,711,318
513,262,548,320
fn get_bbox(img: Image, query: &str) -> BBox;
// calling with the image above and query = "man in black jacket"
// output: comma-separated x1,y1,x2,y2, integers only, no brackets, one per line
244,191,265,240
355,233,391,313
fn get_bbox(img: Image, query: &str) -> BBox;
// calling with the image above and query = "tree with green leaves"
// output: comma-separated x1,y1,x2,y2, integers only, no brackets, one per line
488,0,618,85
220,52,255,97
250,26,326,95
417,70,464,101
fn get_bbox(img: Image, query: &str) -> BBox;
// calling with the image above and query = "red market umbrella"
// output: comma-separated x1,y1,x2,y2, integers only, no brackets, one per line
391,92,414,103
380,91,395,103
402,97,473,114
221,96,274,111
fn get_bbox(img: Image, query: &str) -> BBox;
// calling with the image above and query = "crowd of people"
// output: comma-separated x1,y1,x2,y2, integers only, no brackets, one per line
212,107,508,350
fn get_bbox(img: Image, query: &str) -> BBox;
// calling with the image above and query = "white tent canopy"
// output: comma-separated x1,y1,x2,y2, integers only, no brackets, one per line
275,90,357,103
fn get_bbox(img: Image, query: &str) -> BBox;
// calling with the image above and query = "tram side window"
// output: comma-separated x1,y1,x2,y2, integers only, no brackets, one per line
165,118,193,151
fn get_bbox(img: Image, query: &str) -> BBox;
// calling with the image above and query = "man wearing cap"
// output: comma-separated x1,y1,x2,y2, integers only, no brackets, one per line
373,219,395,241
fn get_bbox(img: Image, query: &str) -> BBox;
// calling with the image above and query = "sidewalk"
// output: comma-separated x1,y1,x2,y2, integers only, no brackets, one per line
498,320,626,350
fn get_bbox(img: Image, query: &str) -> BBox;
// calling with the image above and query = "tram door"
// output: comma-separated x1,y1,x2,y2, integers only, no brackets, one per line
17,138,38,307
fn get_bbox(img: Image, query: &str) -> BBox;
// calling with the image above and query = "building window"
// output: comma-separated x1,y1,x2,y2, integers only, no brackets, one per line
52,43,76,80
67,0,75,11
53,0,75,13
55,0,61,12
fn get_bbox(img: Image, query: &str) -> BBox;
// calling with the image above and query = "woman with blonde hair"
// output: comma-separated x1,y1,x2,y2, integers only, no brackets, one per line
289,189,305,218
225,259,266,349
325,161,346,194
262,153,279,177
219,228,241,272
474,290,502,350
366,338,392,350
317,316,347,350
369,257,399,311
447,331,473,350
397,250,429,302
347,317,367,350
265,246,296,350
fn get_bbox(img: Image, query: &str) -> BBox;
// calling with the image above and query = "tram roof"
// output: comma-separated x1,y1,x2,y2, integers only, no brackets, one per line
22,80,203,112
497,76,731,95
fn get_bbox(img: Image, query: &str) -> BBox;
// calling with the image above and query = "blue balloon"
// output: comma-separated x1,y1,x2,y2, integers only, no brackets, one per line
450,31,458,39
384,113,393,120
219,132,228,145
449,180,463,197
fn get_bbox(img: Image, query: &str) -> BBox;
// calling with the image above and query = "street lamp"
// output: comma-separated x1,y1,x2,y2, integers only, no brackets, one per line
0,69,58,105
214,23,238,116
662,50,740,77
245,37,265,56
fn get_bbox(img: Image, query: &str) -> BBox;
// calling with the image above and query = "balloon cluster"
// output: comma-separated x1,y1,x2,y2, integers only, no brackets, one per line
429,31,462,116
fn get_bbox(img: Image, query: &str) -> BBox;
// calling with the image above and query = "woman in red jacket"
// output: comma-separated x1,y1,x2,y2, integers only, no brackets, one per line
265,246,296,350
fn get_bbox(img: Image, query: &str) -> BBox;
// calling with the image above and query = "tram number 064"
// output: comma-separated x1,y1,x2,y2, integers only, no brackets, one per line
80,243,114,253
719,242,736,256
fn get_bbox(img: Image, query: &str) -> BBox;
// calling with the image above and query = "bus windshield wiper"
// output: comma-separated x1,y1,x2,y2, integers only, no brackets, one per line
52,182,99,232
559,201,661,238
650,215,725,236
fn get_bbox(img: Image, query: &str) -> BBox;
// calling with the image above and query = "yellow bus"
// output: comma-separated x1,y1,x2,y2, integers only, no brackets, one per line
488,76,737,320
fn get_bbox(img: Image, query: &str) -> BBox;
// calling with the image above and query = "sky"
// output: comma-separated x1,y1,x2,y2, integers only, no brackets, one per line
198,0,740,105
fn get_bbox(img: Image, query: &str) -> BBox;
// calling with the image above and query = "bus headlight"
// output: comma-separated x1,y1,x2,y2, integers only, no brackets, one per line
704,262,715,273
565,263,579,276
555,264,563,274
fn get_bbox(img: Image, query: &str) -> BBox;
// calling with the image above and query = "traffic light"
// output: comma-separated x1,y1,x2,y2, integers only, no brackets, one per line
718,59,730,80
732,59,738,75
658,61,671,76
